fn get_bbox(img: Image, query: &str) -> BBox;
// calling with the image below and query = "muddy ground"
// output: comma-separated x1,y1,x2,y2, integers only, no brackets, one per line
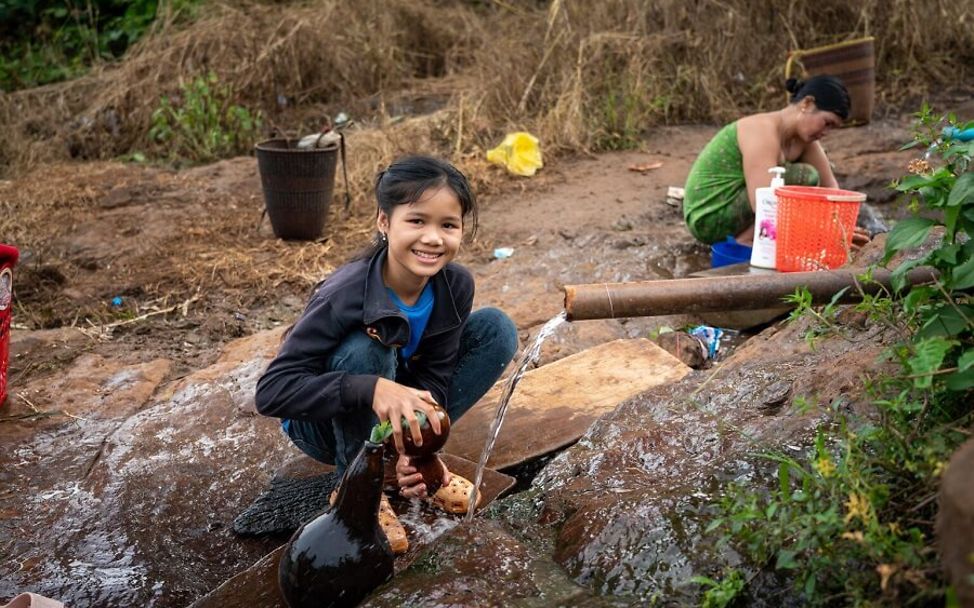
1,95,971,605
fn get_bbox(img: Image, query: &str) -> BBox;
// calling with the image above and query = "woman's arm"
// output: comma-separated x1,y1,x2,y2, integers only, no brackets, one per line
737,117,784,210
800,141,839,188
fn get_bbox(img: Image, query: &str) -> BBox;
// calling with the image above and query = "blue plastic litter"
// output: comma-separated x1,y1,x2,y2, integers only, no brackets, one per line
111,296,123,307
942,127,974,142
710,236,751,268
690,325,724,359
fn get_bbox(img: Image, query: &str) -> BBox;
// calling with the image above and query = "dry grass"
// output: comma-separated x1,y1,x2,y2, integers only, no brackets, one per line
0,0,485,175
0,109,498,328
459,0,974,155
3,0,971,177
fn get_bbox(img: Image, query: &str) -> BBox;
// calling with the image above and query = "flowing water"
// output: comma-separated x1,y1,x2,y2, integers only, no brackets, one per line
465,311,567,521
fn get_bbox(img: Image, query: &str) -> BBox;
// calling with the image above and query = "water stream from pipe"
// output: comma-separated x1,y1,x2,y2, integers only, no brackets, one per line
465,311,567,521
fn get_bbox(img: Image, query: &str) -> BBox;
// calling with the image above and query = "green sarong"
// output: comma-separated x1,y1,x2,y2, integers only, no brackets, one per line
683,122,819,244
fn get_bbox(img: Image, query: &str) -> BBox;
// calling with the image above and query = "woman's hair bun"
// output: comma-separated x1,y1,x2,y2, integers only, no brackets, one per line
785,78,803,94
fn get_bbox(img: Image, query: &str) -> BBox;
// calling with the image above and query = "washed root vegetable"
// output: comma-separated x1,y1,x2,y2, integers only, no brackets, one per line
411,455,447,495
370,405,451,494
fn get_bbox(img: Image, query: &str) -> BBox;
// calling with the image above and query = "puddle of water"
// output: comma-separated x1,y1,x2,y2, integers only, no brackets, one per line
465,312,567,521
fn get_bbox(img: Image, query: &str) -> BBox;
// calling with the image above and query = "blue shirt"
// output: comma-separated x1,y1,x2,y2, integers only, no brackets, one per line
387,283,434,358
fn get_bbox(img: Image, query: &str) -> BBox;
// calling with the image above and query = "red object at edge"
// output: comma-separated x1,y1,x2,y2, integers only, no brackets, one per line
1,243,20,408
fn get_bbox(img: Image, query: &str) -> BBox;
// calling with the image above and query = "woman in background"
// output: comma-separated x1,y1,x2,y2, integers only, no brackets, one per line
683,75,868,248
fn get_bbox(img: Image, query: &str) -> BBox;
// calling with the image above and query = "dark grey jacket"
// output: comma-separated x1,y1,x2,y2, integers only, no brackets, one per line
254,249,474,422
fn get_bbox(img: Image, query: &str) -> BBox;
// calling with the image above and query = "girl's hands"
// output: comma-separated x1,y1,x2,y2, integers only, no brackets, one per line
396,454,453,499
372,378,443,454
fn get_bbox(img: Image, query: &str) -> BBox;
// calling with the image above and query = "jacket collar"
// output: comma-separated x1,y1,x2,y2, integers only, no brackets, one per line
362,248,463,342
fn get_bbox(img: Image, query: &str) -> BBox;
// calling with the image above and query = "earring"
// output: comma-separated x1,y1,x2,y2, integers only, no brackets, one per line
379,232,387,243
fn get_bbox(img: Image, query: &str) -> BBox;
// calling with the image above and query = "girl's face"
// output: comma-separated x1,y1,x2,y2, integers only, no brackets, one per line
377,185,464,289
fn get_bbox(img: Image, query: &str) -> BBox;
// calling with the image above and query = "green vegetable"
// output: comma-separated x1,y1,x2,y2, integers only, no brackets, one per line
369,410,430,443
369,420,393,443
411,410,428,429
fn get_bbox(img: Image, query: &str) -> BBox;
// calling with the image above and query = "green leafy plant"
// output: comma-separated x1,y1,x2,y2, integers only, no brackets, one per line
368,411,429,444
710,391,966,605
594,71,661,151
690,569,745,608
370,420,393,444
884,103,974,392
784,285,850,348
0,0,200,91
148,72,261,165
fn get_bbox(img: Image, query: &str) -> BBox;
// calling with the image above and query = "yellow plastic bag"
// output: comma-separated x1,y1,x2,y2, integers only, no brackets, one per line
486,132,543,177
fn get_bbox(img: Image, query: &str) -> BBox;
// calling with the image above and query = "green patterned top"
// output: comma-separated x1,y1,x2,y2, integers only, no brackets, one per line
683,122,747,244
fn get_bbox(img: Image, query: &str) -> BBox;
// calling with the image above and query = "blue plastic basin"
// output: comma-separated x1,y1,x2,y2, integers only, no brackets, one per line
711,236,752,268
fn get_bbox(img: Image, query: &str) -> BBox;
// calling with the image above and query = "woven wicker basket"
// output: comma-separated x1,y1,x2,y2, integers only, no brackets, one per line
785,37,875,126
256,139,339,240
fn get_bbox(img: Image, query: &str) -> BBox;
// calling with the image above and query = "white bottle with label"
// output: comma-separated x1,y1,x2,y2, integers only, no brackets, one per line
750,166,786,269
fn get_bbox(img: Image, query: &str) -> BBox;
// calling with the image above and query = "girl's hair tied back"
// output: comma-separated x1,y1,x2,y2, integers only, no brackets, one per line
785,78,803,94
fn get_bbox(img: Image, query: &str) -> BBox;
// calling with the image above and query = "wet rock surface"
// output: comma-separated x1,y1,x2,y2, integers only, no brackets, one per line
368,308,897,605
0,329,291,606
523,316,889,602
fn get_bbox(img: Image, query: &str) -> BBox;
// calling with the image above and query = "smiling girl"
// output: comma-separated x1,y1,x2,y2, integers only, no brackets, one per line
255,156,518,554
683,75,868,247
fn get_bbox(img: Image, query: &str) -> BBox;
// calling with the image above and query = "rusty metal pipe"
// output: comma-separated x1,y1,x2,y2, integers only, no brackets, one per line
564,268,938,321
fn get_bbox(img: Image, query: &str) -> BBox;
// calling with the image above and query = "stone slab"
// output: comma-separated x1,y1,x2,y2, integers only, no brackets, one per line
445,338,691,471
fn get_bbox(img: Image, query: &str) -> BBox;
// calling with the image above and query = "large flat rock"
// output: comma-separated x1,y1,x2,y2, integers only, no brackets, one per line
446,338,691,470
0,328,291,607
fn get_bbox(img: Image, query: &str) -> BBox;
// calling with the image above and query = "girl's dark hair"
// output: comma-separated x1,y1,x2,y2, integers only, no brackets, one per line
785,75,851,120
356,155,478,260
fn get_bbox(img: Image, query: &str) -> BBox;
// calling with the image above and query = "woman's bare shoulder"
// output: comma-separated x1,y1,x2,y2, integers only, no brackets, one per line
737,112,777,135
736,112,779,150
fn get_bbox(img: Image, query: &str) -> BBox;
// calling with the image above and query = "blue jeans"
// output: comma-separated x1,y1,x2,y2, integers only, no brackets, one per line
284,307,518,478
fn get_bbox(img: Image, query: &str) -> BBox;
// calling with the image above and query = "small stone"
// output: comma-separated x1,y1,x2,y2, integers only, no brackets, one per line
656,332,707,369
611,217,634,231
759,380,792,413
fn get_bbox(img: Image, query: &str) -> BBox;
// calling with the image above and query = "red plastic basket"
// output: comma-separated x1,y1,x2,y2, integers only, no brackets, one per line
775,186,865,272
0,244,19,407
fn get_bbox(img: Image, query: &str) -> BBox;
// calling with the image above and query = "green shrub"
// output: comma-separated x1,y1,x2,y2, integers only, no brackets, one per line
885,104,974,392
148,72,262,165
690,569,745,608
0,0,200,91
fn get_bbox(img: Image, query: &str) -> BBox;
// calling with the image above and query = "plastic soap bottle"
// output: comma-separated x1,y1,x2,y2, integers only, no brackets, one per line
750,166,786,269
